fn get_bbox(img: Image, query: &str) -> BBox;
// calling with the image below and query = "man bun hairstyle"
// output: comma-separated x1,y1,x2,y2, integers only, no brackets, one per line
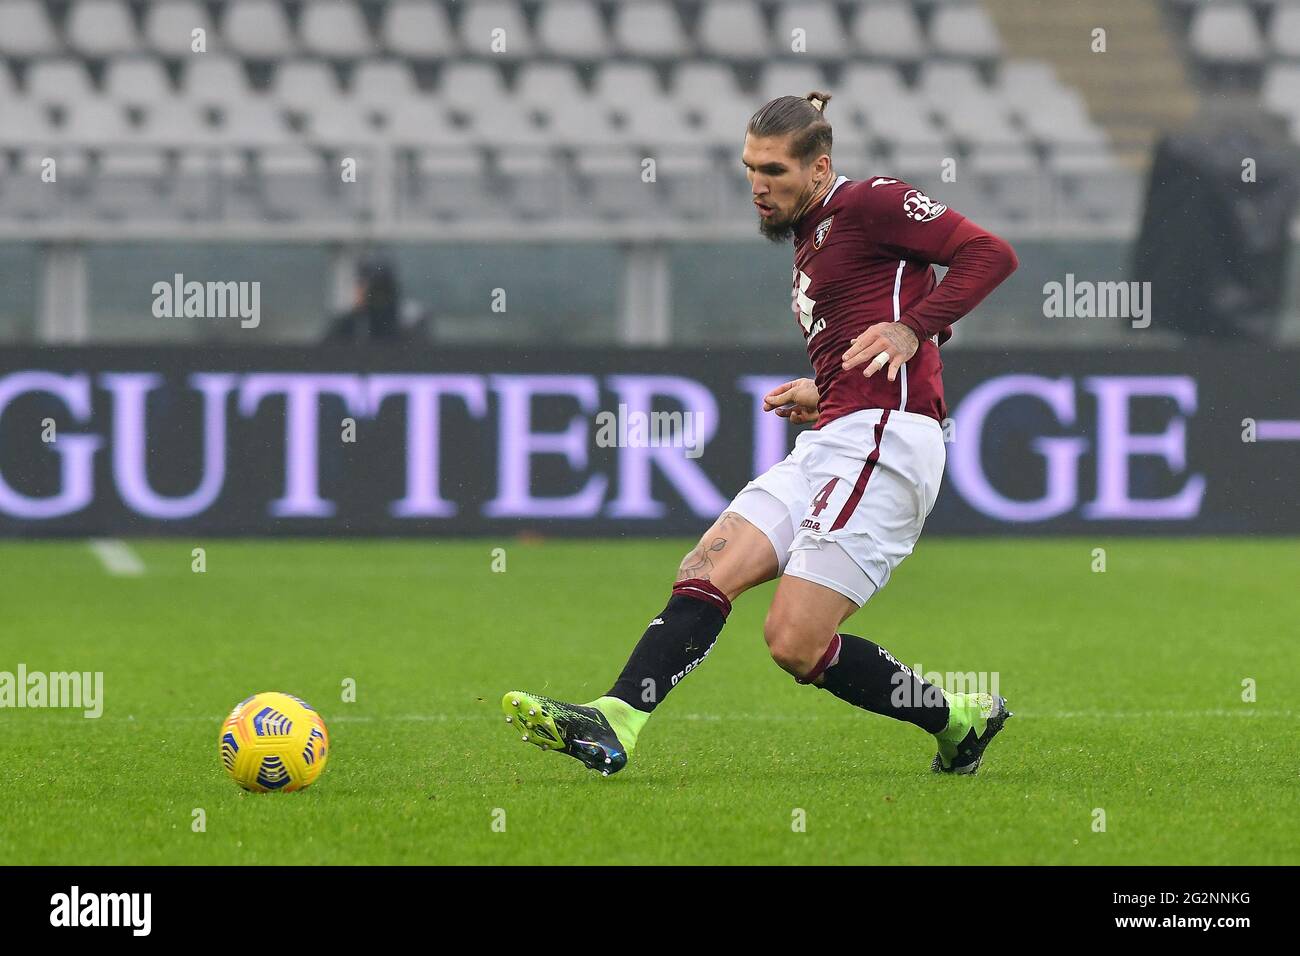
747,90,834,163
806,91,832,113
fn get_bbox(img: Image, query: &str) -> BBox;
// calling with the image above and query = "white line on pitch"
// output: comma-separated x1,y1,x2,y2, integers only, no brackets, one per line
87,539,145,576
15,709,1291,725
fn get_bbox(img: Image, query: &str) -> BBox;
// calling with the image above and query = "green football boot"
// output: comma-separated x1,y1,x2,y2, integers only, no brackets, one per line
501,692,645,777
932,692,1013,775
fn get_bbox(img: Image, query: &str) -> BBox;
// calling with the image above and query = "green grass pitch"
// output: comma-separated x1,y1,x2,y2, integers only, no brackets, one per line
0,537,1296,865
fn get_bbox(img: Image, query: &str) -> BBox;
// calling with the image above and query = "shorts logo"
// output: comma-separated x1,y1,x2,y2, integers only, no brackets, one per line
902,189,947,223
813,216,834,249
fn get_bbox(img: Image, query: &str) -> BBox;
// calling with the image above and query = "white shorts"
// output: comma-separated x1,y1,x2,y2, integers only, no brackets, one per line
725,408,945,607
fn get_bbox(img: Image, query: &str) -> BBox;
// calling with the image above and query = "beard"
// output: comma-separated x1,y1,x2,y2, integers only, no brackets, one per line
758,213,797,243
756,181,820,243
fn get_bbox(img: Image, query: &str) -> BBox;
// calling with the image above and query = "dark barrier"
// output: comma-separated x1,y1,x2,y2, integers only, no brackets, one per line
0,346,1296,536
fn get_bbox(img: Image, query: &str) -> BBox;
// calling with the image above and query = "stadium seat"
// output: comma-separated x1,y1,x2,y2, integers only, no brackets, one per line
271,60,344,113
1262,63,1300,118
672,61,755,148
134,99,219,146
380,100,469,148
2,100,57,146
459,1,534,59
929,4,1002,60
65,0,140,57
439,62,512,127
772,3,849,61
592,63,676,146
536,0,610,60
917,62,1021,147
216,98,294,147
300,1,375,59
916,60,986,106
620,99,700,148
223,0,297,59
867,97,949,153
0,1,61,57
841,64,909,105
829,142,879,180
540,97,628,148
671,60,745,106
612,1,691,59
758,63,830,104
1188,5,1265,64
1003,76,1100,145
351,59,423,112
0,62,16,101
994,59,1073,129
303,102,379,151
143,0,215,57
516,62,622,146
381,0,457,59
1272,5,1300,59
592,62,663,109
1006,94,1096,151
104,57,175,106
181,56,255,107
59,98,134,146
516,61,588,111
850,3,927,62
698,0,773,60
26,60,98,110
462,101,549,148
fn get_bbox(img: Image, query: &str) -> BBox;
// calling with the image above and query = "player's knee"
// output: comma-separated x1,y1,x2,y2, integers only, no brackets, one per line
763,607,820,677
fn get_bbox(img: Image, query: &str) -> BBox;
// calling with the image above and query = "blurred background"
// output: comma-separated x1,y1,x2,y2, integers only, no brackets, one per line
2,0,1299,349
2,0,1298,539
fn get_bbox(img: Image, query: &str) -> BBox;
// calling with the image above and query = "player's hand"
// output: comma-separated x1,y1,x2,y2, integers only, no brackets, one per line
841,323,919,382
762,378,819,425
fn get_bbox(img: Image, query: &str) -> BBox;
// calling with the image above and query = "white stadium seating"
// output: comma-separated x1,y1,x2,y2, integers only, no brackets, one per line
0,1,61,57
0,0,1230,228
380,1,457,59
612,2,691,59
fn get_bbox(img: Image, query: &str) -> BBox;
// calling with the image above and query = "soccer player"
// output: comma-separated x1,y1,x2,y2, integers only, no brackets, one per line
502,92,1020,776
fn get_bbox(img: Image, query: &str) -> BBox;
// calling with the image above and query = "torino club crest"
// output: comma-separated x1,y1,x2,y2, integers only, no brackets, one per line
813,216,834,249
903,189,947,222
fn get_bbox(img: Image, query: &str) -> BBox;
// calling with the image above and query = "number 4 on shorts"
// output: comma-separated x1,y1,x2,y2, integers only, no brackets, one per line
811,478,840,518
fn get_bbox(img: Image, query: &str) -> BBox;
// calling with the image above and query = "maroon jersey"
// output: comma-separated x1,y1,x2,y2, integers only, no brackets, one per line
790,175,1014,426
